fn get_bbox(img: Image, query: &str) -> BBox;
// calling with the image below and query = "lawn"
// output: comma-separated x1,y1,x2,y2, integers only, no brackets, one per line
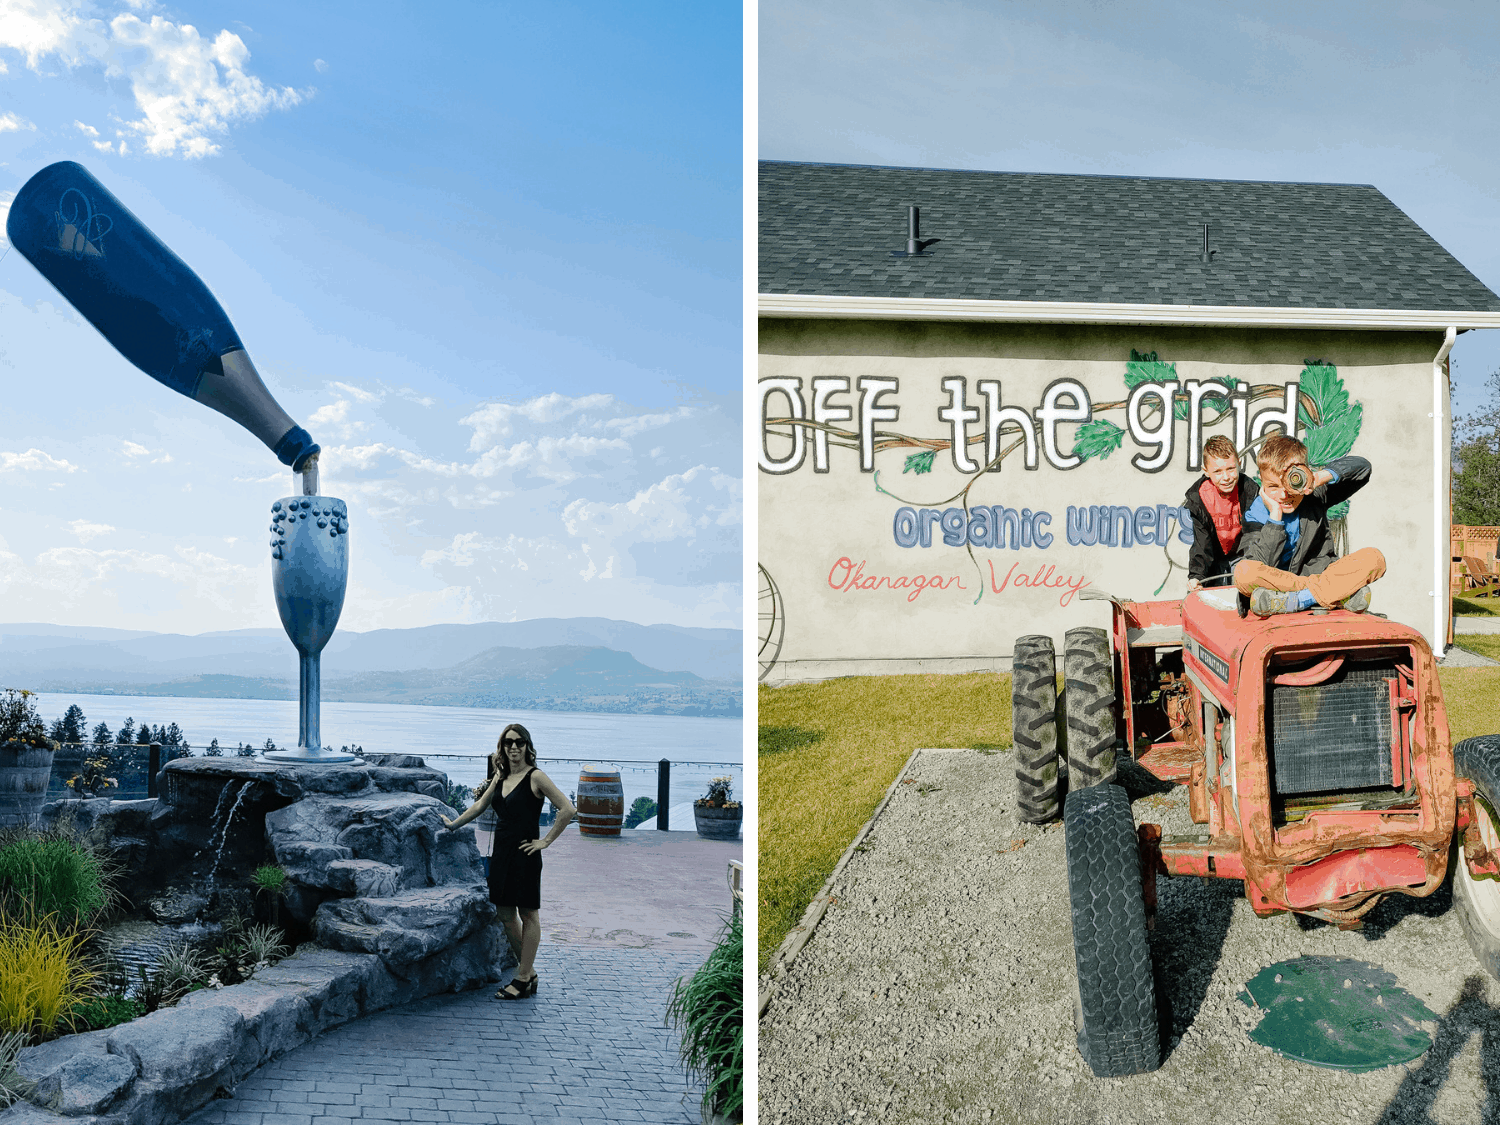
1455,595,1500,617
759,665,1500,970
757,672,1010,968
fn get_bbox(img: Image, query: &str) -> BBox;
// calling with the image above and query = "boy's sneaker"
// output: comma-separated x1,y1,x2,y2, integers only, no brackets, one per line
1342,585,1373,613
1250,588,1306,616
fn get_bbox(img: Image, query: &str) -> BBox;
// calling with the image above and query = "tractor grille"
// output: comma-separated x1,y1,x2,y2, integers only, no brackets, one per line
1269,663,1394,796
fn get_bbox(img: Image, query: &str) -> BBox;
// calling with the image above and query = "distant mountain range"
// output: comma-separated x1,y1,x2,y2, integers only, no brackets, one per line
0,619,742,718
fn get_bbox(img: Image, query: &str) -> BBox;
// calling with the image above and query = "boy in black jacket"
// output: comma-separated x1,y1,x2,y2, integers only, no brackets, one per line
1184,434,1259,590
1233,434,1384,616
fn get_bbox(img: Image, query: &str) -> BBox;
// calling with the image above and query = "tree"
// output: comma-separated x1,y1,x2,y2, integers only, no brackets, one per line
62,704,87,743
116,718,135,745
625,796,658,829
235,741,256,758
91,721,112,748
205,738,223,757
263,738,278,753
1454,367,1500,525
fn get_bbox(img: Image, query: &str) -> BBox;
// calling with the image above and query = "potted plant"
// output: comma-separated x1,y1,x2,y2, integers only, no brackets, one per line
65,750,119,800
0,689,60,830
693,777,742,841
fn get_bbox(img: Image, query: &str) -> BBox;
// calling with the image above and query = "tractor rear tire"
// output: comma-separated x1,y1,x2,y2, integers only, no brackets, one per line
1453,735,1500,981
1012,634,1061,823
1065,626,1118,788
1064,784,1160,1077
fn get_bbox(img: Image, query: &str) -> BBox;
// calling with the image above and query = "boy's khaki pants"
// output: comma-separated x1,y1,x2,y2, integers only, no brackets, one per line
1233,547,1387,607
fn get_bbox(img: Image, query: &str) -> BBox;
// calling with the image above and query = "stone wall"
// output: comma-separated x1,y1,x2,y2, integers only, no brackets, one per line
3,753,510,1125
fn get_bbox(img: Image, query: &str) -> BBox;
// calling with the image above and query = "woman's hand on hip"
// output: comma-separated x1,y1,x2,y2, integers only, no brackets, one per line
518,839,547,856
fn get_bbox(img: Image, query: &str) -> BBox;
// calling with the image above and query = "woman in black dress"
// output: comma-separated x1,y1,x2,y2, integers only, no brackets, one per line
440,722,576,998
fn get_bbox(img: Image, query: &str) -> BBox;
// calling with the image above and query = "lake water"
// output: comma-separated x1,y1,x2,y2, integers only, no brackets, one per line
33,693,744,819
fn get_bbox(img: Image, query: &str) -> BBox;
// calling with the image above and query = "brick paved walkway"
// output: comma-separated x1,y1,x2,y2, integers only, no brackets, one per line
183,947,706,1125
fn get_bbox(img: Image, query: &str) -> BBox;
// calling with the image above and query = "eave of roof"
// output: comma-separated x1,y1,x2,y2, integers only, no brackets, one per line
757,292,1500,331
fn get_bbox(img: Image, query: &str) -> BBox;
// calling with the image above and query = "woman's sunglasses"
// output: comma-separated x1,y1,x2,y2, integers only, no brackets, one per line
502,736,527,747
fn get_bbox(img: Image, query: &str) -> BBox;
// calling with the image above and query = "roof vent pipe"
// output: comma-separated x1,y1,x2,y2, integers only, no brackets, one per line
892,205,941,257
1200,223,1216,264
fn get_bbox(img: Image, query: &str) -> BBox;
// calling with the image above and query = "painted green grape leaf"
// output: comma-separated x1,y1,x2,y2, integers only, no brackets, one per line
1074,419,1124,462
1297,364,1349,432
1329,501,1350,519
1124,357,1178,391
1303,402,1362,464
904,450,936,475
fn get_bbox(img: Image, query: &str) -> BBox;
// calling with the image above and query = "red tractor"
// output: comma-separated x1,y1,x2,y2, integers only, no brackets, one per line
1011,585,1500,1077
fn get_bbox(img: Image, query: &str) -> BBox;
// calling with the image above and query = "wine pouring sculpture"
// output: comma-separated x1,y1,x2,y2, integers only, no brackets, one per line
7,162,360,764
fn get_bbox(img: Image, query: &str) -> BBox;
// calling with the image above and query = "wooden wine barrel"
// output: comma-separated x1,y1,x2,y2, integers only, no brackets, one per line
576,765,624,836
0,741,57,829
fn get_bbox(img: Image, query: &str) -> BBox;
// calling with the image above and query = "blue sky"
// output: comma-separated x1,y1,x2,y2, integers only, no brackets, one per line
759,0,1500,419
0,0,741,636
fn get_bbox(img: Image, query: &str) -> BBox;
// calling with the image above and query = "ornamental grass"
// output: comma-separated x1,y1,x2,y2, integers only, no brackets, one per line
0,833,115,931
666,912,743,1122
0,915,98,1041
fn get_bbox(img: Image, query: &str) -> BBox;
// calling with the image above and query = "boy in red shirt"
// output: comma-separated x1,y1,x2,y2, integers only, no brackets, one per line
1183,434,1258,590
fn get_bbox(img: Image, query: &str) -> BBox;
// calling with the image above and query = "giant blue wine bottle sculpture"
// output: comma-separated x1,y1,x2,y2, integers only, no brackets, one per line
7,162,359,764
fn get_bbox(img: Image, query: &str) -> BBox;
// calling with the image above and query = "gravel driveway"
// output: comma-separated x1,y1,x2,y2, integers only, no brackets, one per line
757,748,1500,1125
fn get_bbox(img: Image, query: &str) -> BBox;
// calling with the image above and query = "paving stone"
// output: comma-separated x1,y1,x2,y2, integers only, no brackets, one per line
177,947,704,1125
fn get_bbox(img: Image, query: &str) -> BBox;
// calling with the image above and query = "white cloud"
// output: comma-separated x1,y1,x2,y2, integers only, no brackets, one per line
0,448,79,472
0,3,308,159
0,0,96,70
602,406,694,439
313,57,327,73
122,440,150,457
460,392,615,448
0,112,35,132
73,118,97,136
331,381,381,404
0,190,13,248
309,398,367,440
67,519,113,542
563,465,721,545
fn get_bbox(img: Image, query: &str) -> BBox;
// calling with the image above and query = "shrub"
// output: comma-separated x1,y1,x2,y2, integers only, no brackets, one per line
63,994,144,1034
666,912,743,1122
625,796,658,829
443,782,474,814
0,834,114,930
0,916,98,1041
0,689,52,749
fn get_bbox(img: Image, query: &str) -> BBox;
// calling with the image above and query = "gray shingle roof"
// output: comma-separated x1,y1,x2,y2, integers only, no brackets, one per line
759,161,1500,311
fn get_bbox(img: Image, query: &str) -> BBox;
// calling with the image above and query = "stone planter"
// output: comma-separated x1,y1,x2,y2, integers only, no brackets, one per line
0,738,58,830
693,804,742,841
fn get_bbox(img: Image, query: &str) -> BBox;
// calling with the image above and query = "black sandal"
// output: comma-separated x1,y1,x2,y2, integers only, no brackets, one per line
496,974,538,999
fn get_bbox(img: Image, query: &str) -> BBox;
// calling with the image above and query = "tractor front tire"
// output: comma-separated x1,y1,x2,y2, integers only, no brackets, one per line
1064,784,1160,1077
1065,626,1117,788
1013,635,1061,823
1453,735,1500,981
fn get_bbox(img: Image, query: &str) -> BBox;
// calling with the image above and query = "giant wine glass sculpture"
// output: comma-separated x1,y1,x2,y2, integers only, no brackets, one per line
7,162,358,764
264,495,358,763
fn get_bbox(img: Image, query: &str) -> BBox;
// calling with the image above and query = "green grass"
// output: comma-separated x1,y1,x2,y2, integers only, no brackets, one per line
759,666,1500,970
758,672,1011,968
0,835,113,930
1441,668,1500,744
1454,595,1500,617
